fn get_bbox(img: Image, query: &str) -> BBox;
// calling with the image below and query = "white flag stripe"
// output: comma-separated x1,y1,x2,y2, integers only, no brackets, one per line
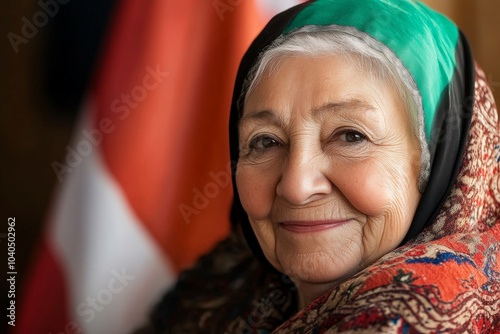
49,101,175,334
256,0,303,16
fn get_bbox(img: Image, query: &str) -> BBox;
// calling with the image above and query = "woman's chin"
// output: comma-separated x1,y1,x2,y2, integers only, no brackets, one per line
274,237,364,288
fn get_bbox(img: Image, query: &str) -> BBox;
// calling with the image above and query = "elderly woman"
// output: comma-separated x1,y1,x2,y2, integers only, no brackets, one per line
136,0,500,332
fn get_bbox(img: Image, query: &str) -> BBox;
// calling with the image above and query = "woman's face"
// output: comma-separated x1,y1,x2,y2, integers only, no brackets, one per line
236,55,421,303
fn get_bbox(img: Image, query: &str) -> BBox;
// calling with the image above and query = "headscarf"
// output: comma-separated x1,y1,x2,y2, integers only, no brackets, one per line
134,1,500,333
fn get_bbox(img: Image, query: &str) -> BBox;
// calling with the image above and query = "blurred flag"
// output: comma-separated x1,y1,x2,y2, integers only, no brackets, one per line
14,0,301,333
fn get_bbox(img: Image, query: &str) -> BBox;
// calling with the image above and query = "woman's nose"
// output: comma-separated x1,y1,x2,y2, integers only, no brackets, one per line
276,148,332,206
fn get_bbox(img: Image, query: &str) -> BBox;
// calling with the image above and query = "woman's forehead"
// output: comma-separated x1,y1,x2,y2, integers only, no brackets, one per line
242,55,400,120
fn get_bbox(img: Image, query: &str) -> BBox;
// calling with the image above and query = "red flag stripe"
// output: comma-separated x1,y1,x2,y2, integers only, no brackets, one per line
13,239,72,334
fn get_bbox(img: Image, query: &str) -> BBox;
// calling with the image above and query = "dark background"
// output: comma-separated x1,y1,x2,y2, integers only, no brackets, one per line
1,1,117,332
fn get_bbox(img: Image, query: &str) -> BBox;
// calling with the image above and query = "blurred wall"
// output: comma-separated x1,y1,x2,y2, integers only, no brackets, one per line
0,3,72,333
0,0,74,316
423,0,500,96
0,1,498,333
0,2,114,333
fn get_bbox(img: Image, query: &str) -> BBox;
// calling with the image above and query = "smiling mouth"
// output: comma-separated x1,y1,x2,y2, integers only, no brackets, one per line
279,220,350,233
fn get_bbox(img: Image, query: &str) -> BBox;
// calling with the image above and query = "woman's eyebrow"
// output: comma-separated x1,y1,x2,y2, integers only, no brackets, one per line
312,99,376,118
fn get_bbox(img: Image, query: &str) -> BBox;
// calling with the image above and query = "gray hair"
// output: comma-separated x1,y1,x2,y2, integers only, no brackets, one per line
240,25,430,192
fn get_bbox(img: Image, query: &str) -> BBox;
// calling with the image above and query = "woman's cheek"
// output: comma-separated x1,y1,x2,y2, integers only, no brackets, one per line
236,164,276,220
335,161,391,217
236,163,283,271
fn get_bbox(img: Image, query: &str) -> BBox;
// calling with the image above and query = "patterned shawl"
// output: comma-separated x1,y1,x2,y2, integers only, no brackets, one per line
134,1,500,332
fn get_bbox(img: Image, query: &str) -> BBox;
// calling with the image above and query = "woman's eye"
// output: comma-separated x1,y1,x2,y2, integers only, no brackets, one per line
339,130,366,143
249,135,281,151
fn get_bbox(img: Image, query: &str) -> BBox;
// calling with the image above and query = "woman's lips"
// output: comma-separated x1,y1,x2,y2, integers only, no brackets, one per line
279,220,350,233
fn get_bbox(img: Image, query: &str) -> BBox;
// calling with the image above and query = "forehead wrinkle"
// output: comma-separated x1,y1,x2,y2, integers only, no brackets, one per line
311,98,378,120
239,109,287,129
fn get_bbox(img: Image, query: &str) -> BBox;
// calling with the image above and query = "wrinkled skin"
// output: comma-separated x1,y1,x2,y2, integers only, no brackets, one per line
236,56,421,308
